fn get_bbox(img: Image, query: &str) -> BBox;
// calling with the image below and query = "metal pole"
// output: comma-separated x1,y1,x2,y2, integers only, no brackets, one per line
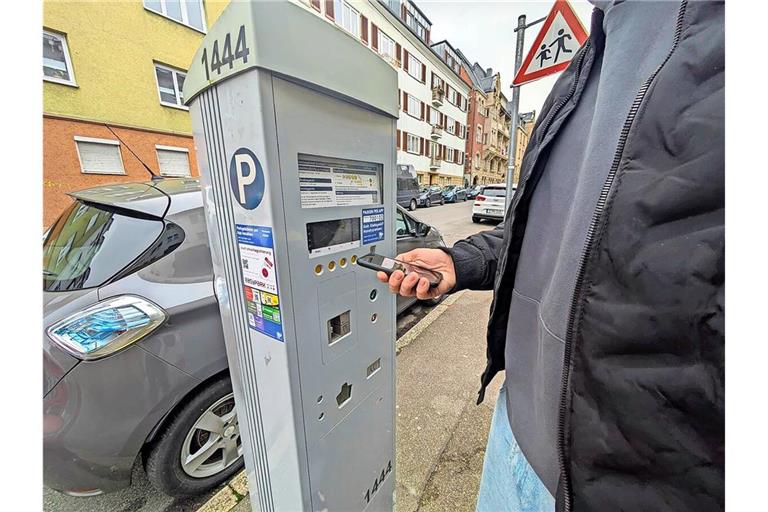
505,14,526,210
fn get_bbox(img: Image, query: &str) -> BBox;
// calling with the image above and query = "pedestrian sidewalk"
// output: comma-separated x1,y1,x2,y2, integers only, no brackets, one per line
199,290,502,512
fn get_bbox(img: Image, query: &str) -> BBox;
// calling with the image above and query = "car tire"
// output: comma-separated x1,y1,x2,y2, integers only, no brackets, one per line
472,216,481,223
145,377,244,498
440,197,445,205
426,198,431,208
409,199,417,211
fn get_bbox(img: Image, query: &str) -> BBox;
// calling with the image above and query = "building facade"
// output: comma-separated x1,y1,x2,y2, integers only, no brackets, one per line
43,0,228,226
452,54,511,188
300,1,470,187
512,110,536,186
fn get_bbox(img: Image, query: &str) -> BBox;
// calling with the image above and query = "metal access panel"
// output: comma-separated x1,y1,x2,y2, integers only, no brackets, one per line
184,2,399,511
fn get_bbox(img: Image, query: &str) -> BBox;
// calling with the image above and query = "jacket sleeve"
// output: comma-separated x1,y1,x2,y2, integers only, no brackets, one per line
439,224,506,292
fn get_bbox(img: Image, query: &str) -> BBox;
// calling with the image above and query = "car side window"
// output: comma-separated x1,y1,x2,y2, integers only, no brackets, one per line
396,210,410,237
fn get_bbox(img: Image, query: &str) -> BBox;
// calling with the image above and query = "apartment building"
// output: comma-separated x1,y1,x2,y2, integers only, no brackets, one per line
452,51,512,187
43,1,229,226
301,1,471,186
512,110,537,186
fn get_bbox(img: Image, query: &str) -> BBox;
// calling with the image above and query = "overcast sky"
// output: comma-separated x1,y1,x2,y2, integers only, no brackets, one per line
420,0,595,116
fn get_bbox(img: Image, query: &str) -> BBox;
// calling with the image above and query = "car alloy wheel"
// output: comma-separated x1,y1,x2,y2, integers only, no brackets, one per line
409,199,417,211
180,393,242,478
426,198,431,208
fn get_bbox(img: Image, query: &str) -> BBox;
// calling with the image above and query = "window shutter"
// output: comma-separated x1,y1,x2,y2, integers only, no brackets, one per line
361,15,369,44
455,120,460,134
442,145,447,159
403,49,409,72
420,101,425,120
402,91,408,111
396,43,401,65
397,129,401,150
325,0,334,20
426,105,431,123
157,148,191,177
310,0,320,11
398,88,401,109
76,139,124,174
420,137,425,156
421,63,426,83
371,24,379,50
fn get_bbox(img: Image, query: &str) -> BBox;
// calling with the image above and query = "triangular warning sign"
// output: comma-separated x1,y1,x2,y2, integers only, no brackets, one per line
512,0,589,86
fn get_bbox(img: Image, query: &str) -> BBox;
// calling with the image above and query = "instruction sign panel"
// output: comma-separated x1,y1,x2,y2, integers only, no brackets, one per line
362,207,385,245
298,154,381,209
512,0,589,86
236,224,283,342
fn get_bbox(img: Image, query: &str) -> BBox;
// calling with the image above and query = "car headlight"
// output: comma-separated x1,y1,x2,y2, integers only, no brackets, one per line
47,295,167,360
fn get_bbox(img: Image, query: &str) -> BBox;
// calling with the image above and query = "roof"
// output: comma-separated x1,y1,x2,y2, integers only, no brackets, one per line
69,178,203,218
454,47,485,90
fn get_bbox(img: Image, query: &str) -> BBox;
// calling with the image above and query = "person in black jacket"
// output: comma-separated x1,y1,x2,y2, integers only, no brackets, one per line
378,1,724,510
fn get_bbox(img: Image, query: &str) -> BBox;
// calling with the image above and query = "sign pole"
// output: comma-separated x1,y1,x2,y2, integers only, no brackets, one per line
505,14,527,209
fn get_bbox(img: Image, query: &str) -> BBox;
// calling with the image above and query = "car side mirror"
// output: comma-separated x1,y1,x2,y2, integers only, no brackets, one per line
417,223,431,236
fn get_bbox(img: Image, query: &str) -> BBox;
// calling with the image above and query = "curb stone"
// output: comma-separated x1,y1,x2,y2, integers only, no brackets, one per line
194,290,466,512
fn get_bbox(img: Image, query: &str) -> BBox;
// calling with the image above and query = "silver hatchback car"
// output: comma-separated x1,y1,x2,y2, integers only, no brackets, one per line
43,178,443,497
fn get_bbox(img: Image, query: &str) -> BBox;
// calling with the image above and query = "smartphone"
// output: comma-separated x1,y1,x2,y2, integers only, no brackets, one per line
357,253,443,288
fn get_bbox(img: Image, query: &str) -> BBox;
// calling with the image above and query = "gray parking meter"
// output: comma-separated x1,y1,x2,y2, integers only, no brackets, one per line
183,1,398,510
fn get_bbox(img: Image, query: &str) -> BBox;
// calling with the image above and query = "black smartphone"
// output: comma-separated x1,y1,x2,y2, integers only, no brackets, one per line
357,253,443,288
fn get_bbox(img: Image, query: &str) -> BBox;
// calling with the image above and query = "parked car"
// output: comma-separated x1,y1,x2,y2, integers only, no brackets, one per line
466,185,482,200
43,178,444,498
416,185,445,207
442,185,467,203
396,164,420,211
472,184,513,223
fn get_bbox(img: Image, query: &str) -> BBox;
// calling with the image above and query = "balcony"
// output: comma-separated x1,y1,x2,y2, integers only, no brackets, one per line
430,155,442,170
484,144,502,158
432,87,444,106
431,124,443,140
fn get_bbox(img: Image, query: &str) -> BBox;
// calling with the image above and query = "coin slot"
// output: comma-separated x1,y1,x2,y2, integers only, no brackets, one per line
369,289,377,301
366,358,381,379
327,311,351,345
336,382,352,408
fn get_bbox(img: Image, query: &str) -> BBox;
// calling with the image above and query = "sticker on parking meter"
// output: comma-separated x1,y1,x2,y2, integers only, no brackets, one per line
362,207,385,245
236,224,283,342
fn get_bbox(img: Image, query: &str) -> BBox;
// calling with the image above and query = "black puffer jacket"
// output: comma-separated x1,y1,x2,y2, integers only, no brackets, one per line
446,1,723,510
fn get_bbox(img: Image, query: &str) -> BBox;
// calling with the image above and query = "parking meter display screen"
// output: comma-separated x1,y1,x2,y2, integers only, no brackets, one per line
298,154,382,209
307,217,361,258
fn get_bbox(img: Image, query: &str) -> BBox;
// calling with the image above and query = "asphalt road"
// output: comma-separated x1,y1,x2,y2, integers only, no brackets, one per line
43,200,495,512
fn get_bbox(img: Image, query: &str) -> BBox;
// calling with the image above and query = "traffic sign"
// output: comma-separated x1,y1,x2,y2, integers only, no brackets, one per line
512,0,588,86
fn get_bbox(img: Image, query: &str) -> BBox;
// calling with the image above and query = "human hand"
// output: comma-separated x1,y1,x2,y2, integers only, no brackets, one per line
376,248,456,300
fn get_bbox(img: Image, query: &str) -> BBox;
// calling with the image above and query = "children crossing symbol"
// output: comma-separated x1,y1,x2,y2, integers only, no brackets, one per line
513,0,588,86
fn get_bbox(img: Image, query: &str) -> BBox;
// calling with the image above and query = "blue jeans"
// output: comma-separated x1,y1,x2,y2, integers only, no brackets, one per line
476,387,555,512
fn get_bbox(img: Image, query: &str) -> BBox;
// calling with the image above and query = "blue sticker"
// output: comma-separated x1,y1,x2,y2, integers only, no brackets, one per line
362,207,385,245
236,224,283,342
229,148,265,210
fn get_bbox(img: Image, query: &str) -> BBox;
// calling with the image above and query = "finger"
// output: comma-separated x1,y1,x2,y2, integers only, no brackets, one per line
415,277,432,300
396,250,417,263
376,271,389,283
399,272,421,297
388,270,405,294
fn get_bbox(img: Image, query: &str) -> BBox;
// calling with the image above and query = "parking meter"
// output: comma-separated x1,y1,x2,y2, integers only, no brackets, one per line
183,1,398,510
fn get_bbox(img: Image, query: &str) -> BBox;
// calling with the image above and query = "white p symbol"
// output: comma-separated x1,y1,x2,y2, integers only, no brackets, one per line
235,153,257,205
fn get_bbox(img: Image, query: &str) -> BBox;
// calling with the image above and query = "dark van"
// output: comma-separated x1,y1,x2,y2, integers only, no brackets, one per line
396,164,420,211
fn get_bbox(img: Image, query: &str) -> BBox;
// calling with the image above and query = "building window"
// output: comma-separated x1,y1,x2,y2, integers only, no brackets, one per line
406,133,420,154
75,137,125,175
447,87,457,105
446,117,456,135
406,94,420,118
476,125,483,143
446,148,455,163
407,53,422,81
429,108,439,125
378,30,396,61
144,0,206,32
155,64,187,109
43,30,76,86
156,145,191,177
335,0,360,37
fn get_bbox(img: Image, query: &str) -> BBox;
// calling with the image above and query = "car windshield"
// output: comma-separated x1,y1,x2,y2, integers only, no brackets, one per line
482,187,506,197
43,201,164,292
443,186,455,191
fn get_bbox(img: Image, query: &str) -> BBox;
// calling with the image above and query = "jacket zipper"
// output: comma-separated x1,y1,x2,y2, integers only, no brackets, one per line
555,2,688,511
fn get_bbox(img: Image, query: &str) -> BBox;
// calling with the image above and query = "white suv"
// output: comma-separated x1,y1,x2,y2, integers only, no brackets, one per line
472,184,513,223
